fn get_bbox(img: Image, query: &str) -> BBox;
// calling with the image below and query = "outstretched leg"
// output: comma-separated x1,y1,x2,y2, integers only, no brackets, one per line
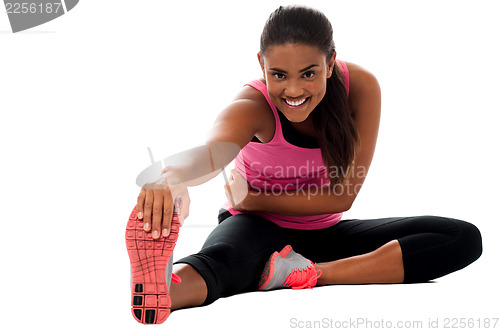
173,210,289,306
169,263,208,310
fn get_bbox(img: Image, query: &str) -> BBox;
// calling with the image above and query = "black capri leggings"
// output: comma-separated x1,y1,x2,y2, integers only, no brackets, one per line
176,210,482,306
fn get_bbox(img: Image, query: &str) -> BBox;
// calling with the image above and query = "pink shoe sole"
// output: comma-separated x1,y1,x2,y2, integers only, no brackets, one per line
125,206,180,324
258,245,293,290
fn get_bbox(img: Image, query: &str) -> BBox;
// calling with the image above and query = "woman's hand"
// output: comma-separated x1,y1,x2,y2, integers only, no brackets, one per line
224,168,252,211
136,172,190,239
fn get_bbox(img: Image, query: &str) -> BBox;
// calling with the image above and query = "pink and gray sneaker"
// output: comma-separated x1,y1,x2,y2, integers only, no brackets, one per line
125,205,181,324
258,245,322,291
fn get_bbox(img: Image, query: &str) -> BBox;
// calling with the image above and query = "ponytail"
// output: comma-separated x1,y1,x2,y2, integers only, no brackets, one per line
312,61,360,186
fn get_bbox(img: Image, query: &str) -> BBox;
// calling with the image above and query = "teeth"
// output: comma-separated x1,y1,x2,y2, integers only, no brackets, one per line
285,98,307,106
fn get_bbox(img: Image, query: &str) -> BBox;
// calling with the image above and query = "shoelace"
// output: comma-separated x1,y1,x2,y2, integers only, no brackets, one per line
284,264,322,290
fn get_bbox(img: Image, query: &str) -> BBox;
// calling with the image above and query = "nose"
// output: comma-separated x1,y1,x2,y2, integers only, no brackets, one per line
285,81,304,98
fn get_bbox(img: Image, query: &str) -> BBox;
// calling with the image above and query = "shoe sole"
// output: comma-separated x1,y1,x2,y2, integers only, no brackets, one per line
125,206,180,324
258,245,293,290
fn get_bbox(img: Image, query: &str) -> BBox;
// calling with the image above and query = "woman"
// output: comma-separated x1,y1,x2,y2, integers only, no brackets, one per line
126,5,482,325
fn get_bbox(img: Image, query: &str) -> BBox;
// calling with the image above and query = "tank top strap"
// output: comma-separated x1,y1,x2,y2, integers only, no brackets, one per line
244,80,283,142
336,59,350,97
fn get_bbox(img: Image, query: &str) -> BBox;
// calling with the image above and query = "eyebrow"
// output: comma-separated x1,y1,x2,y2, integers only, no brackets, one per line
268,64,319,74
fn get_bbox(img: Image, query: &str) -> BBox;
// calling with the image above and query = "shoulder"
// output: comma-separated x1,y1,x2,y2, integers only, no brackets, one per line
232,79,270,107
232,79,275,132
222,79,273,117
207,79,275,146
342,62,381,118
343,62,380,100
219,82,270,122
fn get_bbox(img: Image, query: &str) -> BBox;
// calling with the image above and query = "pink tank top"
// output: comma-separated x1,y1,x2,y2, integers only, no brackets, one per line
222,60,350,230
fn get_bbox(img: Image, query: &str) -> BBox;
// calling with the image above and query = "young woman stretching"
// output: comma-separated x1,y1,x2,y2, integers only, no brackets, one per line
125,5,483,325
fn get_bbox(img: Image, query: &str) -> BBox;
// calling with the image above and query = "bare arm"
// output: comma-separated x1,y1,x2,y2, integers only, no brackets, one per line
137,89,269,238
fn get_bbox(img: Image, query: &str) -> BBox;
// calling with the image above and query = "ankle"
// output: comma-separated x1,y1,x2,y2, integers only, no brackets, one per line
170,264,208,310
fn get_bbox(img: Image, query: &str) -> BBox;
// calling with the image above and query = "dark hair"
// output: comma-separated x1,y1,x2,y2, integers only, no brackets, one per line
260,5,360,186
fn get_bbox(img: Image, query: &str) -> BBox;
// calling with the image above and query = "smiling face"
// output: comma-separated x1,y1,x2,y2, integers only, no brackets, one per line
258,43,336,123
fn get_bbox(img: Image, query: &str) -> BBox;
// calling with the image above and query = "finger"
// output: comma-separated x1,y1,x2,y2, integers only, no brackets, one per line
137,188,146,220
152,190,163,239
143,189,154,231
162,194,173,237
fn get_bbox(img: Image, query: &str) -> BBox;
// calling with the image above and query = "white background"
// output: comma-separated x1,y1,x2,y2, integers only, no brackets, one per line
1,0,499,331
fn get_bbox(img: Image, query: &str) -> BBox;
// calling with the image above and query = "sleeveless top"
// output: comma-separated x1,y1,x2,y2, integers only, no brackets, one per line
221,60,350,230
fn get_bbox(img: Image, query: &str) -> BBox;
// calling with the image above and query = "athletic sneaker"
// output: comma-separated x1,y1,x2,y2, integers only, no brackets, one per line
125,205,181,324
258,245,321,291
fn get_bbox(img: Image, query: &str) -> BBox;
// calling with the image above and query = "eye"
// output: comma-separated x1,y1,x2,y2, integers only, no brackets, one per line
273,73,285,80
303,71,315,79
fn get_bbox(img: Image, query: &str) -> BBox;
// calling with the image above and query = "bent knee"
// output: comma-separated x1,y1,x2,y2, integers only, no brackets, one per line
448,217,483,264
